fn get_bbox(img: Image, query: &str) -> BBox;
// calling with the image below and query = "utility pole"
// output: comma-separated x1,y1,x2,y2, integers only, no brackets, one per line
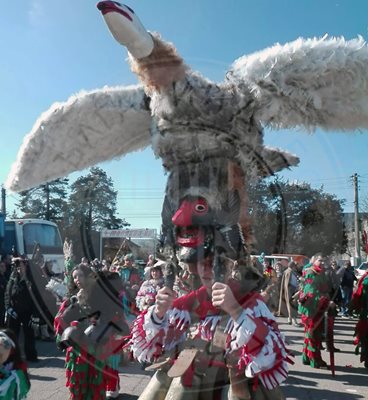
353,173,361,265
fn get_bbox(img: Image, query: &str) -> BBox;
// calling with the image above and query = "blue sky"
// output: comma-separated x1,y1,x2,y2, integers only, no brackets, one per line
1,0,368,231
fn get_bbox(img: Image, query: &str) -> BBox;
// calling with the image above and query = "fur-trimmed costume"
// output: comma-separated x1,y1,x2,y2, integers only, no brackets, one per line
350,271,368,368
131,281,291,399
298,265,330,368
136,277,164,312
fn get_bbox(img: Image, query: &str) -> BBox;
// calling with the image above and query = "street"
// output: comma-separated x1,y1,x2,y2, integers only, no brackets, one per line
27,315,367,400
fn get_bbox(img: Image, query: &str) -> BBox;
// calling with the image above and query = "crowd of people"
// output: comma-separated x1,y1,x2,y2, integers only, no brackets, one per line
0,249,367,399
47,251,368,398
261,254,366,370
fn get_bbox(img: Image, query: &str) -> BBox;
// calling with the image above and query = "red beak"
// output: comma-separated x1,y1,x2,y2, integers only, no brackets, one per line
172,200,193,226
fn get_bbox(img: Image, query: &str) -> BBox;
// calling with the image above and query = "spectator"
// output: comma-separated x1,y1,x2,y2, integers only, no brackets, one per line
277,261,301,326
274,261,285,289
80,257,89,267
260,259,279,313
91,258,102,272
0,260,9,326
117,254,142,318
136,261,164,311
4,257,38,362
143,254,155,280
101,259,112,272
333,260,345,284
325,260,343,307
322,260,341,352
340,261,358,317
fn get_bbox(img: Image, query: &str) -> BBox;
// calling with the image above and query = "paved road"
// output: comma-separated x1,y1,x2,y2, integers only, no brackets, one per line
26,316,367,400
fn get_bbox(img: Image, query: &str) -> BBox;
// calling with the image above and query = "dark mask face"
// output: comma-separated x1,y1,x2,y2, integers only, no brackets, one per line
172,197,209,226
171,196,209,248
161,157,246,258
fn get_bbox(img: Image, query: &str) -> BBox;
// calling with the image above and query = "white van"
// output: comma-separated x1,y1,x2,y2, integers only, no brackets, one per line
3,219,64,274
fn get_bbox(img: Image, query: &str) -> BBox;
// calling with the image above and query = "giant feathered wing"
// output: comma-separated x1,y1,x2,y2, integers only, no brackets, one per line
6,85,152,192
228,36,368,131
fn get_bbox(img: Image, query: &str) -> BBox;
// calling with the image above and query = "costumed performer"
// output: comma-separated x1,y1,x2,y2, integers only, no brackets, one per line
130,253,290,400
54,264,129,400
298,255,330,368
350,270,368,368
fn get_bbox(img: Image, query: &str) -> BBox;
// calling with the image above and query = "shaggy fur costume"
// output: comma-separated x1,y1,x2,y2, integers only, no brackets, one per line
7,34,368,190
6,6,368,258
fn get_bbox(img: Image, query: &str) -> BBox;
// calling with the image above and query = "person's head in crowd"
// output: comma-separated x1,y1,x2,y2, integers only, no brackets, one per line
101,259,109,272
262,259,271,271
0,329,23,368
330,260,338,270
91,258,101,271
67,263,95,297
288,261,297,270
344,260,352,269
311,253,324,267
81,257,89,265
11,256,31,279
196,254,234,293
150,262,163,281
123,253,134,267
146,254,155,266
274,261,284,275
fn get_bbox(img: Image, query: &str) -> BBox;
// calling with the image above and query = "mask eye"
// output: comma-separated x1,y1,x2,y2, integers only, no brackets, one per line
194,199,208,214
195,204,206,212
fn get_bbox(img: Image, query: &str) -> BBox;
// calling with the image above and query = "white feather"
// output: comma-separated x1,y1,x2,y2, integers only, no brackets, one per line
45,278,67,300
228,36,368,131
6,85,152,192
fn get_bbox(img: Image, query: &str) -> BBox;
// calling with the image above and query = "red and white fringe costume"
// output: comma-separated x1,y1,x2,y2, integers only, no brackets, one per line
130,283,292,392
54,299,125,399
